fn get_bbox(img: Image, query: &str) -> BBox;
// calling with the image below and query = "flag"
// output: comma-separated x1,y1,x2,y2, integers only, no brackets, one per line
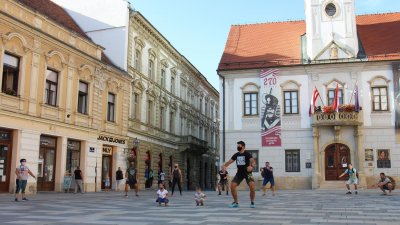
333,83,339,112
354,84,360,112
309,87,320,116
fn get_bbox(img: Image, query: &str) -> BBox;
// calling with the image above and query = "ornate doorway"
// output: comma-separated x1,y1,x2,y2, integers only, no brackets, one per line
325,143,350,180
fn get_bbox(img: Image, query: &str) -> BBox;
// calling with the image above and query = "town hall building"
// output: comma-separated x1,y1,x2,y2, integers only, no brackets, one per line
218,0,400,189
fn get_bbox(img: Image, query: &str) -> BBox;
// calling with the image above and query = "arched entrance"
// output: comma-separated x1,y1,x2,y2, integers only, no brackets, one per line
325,143,350,180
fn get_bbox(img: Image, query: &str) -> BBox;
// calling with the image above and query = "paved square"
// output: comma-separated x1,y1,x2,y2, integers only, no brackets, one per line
0,189,399,225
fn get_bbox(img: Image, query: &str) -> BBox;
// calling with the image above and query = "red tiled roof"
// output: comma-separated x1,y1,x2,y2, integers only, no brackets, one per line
16,0,90,39
218,12,400,71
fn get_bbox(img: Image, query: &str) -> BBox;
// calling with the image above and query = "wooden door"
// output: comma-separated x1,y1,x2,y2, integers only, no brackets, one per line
0,143,12,192
325,144,350,180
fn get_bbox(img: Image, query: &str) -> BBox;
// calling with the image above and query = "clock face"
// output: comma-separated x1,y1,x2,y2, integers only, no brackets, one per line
325,3,337,17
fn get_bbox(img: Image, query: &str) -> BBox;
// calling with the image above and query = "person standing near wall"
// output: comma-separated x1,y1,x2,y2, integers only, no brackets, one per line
171,164,182,196
15,159,36,202
74,166,84,193
116,167,124,192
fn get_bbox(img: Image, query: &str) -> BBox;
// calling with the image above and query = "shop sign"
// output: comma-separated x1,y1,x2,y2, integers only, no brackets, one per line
102,146,112,155
89,147,95,153
97,135,126,144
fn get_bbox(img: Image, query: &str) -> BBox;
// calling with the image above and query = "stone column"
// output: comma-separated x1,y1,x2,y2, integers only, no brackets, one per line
355,126,366,188
312,126,320,189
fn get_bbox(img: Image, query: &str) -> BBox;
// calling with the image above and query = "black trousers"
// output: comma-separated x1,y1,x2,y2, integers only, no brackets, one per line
171,178,182,195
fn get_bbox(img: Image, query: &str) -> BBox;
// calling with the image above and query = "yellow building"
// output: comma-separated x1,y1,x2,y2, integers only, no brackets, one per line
0,0,131,193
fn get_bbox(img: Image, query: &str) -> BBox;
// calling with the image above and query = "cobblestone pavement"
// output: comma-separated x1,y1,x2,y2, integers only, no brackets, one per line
0,189,399,225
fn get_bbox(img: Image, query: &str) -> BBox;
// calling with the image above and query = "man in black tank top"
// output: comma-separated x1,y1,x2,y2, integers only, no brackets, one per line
171,164,182,196
223,141,256,208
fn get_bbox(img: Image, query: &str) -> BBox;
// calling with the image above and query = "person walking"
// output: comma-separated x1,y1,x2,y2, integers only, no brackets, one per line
15,159,36,202
116,167,124,192
158,169,165,185
339,163,358,195
223,141,256,208
125,162,139,197
218,167,229,195
260,162,275,196
171,164,182,196
74,166,84,193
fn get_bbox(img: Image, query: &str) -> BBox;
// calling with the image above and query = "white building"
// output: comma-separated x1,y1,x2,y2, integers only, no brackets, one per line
218,0,400,189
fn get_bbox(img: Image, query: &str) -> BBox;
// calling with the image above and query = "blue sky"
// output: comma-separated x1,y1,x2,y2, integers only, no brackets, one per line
129,0,400,89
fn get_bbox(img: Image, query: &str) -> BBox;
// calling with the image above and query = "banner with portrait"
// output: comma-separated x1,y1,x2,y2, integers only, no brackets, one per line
259,69,281,147
393,63,400,143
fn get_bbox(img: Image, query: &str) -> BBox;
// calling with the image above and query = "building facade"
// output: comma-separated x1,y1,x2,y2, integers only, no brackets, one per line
218,0,400,189
0,0,131,193
50,0,220,190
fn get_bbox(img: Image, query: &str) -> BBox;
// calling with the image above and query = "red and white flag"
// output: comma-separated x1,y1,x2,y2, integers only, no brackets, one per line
333,83,339,112
309,87,320,116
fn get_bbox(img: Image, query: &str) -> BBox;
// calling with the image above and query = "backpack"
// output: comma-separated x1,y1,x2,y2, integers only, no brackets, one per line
388,176,396,190
347,168,358,178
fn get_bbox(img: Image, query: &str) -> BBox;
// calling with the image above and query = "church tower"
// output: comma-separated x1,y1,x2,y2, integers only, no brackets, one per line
305,0,359,60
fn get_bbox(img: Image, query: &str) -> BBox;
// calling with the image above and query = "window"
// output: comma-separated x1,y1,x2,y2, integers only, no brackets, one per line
160,69,166,88
132,93,139,119
205,101,208,117
327,89,343,105
147,100,153,125
107,93,115,122
199,126,203,139
211,105,214,119
285,150,300,172
148,59,154,80
199,99,203,112
134,49,141,72
170,112,175,133
66,140,80,173
372,87,388,111
284,91,299,114
77,81,88,114
160,107,165,130
2,53,20,96
45,69,58,106
170,77,175,94
244,93,258,116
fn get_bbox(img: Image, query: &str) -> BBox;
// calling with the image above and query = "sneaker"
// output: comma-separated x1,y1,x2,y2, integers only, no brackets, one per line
22,198,28,201
355,191,358,195
346,191,352,194
226,192,229,195
196,203,199,206
135,194,139,197
200,202,204,206
124,195,128,198
218,192,221,195
14,198,18,202
250,202,255,208
229,202,239,208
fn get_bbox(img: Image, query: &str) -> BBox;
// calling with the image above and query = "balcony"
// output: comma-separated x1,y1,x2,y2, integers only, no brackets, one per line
179,135,208,155
312,112,363,126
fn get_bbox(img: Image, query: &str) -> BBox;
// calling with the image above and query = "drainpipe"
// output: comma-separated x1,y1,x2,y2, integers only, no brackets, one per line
217,71,226,163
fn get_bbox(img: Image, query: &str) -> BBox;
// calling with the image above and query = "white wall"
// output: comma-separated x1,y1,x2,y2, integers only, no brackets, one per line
52,0,130,70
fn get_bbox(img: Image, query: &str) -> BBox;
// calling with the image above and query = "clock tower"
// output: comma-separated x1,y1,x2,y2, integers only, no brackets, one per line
305,0,359,60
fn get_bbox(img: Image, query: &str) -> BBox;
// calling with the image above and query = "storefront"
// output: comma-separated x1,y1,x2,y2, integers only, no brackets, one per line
101,145,113,190
37,135,57,191
0,129,12,193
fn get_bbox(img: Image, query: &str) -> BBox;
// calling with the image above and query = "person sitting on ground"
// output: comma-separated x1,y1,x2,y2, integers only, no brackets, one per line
377,172,394,196
156,183,169,207
194,187,206,206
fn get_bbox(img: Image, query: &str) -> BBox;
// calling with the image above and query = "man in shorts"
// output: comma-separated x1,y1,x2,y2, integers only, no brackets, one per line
260,162,275,196
125,162,139,197
223,141,256,208
339,163,358,194
15,158,36,202
218,167,229,195
377,173,393,196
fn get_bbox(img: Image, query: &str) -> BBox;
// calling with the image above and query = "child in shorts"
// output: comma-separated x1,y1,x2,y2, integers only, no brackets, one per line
156,183,169,206
194,187,206,206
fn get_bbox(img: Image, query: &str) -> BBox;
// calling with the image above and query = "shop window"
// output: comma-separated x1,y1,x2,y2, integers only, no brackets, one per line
66,140,80,173
2,53,20,96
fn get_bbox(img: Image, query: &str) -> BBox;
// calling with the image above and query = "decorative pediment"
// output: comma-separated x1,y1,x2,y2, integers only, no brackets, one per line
170,67,177,75
2,32,29,54
314,40,355,60
107,78,122,93
46,50,67,71
280,80,301,89
148,48,157,60
324,78,345,89
241,82,260,91
132,78,145,92
160,59,169,68
134,36,145,50
368,76,391,86
78,64,94,82
170,101,178,111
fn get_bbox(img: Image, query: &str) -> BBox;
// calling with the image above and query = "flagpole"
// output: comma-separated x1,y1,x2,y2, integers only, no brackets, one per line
349,82,358,104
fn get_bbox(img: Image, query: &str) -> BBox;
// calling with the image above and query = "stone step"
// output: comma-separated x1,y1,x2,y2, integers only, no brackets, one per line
319,181,347,189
